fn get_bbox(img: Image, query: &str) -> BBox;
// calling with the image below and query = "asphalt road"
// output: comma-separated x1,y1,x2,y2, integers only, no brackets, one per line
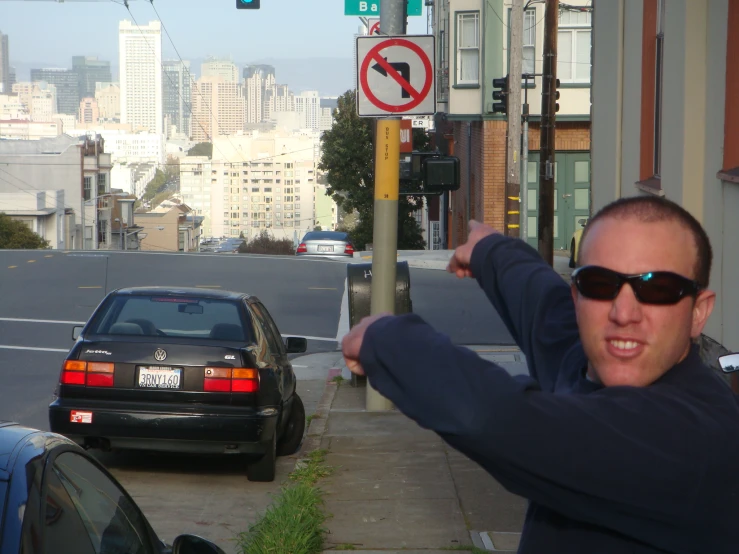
0,249,513,551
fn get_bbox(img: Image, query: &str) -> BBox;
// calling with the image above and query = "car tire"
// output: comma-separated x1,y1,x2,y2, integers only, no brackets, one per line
247,433,276,482
277,394,306,457
569,238,576,269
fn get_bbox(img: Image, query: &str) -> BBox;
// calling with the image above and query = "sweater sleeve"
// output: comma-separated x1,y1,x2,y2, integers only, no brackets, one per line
359,314,713,535
469,234,580,391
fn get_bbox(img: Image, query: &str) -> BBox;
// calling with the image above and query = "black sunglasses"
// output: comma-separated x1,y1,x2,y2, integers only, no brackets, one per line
571,265,703,305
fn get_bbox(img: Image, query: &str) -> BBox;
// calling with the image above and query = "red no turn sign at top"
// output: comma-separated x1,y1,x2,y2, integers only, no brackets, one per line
356,35,436,117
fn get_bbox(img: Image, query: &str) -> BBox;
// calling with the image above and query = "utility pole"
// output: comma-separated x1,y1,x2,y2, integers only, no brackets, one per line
366,0,406,412
521,75,531,241
537,0,559,266
505,0,524,238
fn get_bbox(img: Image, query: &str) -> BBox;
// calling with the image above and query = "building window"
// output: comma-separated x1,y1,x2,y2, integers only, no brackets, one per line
84,176,92,201
557,10,592,84
523,9,536,77
456,12,480,85
97,173,107,196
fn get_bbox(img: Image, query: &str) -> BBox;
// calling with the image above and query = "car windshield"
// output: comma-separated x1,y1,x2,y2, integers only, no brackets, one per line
302,232,349,242
88,295,253,341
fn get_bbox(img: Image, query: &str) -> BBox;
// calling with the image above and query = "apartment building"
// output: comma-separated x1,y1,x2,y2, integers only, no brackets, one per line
79,97,99,124
294,91,321,131
431,0,592,249
95,83,121,122
0,190,67,248
0,134,112,249
191,76,245,141
12,82,57,121
30,68,79,115
592,0,739,351
201,59,239,83
119,20,163,135
162,60,192,138
180,132,319,240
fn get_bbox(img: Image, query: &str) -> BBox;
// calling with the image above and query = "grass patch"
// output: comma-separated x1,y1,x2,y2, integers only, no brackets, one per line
306,413,320,426
236,449,333,554
333,545,358,551
331,375,345,384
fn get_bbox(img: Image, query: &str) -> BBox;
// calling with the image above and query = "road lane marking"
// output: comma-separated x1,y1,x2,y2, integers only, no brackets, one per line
45,255,53,258
8,266,16,269
78,286,102,289
27,260,35,263
0,345,68,353
0,317,86,325
308,287,338,291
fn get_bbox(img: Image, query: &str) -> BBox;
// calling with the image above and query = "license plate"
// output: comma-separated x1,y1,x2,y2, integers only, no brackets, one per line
70,411,93,424
137,366,182,389
317,245,334,252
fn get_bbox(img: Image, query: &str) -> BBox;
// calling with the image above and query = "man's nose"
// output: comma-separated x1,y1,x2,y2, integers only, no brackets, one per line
608,283,643,325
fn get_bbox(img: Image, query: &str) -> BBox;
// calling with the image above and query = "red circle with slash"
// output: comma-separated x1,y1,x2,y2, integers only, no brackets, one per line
359,38,433,113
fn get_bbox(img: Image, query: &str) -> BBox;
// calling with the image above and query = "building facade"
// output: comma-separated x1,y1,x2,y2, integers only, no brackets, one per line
201,59,238,83
119,20,163,135
191,76,245,142
0,190,67,249
12,82,57,121
0,31,10,94
72,56,112,101
591,0,739,351
30,68,79,115
430,0,592,249
79,97,99,124
95,83,121,122
162,60,192,138
0,134,112,249
294,91,321,131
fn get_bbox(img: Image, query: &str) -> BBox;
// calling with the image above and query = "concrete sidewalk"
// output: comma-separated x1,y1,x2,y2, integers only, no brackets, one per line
354,249,575,279
300,348,530,553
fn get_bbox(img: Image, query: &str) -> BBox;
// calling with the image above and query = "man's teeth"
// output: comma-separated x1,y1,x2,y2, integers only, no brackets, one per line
610,340,639,350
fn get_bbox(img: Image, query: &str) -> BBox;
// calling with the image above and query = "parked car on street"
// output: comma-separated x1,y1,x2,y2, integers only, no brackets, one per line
0,420,225,554
48,287,307,482
569,218,588,268
295,231,354,257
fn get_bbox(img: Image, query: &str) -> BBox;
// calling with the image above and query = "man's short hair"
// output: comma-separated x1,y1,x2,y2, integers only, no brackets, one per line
578,196,713,287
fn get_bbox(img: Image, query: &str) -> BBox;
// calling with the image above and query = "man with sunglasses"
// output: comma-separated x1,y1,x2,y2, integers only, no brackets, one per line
342,196,739,553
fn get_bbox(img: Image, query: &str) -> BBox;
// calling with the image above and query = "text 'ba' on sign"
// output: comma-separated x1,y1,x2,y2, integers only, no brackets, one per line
356,35,436,117
345,0,423,16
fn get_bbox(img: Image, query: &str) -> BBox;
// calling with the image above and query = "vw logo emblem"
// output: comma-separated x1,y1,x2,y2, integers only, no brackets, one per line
154,349,167,361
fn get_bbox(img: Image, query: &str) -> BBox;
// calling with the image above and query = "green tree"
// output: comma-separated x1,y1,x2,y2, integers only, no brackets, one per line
0,213,49,249
318,89,425,251
187,142,213,158
143,169,169,202
164,155,180,184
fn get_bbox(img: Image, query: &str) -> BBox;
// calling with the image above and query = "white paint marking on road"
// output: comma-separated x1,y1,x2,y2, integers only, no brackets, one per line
8,266,16,269
0,345,68,353
480,531,495,551
0,317,85,325
335,277,350,346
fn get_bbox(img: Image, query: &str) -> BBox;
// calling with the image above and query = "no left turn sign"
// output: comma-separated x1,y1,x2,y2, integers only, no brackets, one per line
356,35,436,117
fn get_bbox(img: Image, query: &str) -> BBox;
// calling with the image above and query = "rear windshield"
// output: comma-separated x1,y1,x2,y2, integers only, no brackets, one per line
302,232,350,242
88,295,253,341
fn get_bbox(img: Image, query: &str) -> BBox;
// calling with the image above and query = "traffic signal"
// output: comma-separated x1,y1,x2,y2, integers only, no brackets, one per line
554,78,560,113
236,0,260,9
492,76,509,114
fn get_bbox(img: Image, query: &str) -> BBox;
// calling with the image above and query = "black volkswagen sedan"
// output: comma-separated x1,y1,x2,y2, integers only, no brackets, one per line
0,421,225,554
49,287,307,482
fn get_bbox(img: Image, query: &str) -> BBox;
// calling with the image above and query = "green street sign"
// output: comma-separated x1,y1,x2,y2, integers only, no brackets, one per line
345,0,423,17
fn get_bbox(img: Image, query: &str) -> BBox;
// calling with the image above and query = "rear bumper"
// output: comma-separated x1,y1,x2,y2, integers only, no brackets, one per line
48,398,278,455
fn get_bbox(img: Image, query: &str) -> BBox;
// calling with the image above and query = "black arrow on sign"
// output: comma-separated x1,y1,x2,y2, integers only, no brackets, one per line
372,58,411,98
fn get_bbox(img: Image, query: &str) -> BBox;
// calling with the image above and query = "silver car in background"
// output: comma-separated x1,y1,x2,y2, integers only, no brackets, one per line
295,231,354,257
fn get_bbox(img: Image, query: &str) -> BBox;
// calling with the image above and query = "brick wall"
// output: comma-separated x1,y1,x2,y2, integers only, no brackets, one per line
527,121,591,151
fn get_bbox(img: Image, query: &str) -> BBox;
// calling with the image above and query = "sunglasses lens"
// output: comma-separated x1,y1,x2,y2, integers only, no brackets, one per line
632,273,690,305
575,267,622,300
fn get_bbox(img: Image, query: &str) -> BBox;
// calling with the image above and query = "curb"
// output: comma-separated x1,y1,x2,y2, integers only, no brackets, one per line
295,367,341,459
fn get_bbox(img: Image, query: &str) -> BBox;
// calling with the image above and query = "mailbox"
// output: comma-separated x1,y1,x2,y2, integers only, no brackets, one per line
346,261,412,386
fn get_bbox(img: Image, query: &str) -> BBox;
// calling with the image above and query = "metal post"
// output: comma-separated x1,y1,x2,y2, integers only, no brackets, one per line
366,0,406,412
537,0,559,266
505,0,524,238
521,76,530,241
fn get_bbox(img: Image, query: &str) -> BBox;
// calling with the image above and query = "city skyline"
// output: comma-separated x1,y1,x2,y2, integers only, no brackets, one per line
1,0,429,95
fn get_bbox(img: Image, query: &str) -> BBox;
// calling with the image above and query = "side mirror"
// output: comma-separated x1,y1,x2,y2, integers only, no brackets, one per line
172,534,226,554
72,326,82,340
285,337,308,354
718,353,739,373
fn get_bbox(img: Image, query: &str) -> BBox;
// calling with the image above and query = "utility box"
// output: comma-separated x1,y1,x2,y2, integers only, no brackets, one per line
346,261,412,386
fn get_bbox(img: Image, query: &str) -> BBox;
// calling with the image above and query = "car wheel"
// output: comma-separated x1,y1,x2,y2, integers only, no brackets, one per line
569,238,576,269
247,433,276,482
277,394,306,457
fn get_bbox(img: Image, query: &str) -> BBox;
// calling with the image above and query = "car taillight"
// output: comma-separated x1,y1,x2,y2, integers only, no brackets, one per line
344,243,354,255
204,367,259,393
60,360,115,387
296,243,307,254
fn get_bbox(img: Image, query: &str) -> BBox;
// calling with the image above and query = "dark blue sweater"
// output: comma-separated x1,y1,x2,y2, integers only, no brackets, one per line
359,234,739,553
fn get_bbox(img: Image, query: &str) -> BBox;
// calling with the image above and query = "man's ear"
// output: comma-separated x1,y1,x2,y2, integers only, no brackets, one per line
691,289,716,338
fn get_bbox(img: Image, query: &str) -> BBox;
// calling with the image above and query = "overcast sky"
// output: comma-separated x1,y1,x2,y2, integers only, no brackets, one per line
0,0,430,67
